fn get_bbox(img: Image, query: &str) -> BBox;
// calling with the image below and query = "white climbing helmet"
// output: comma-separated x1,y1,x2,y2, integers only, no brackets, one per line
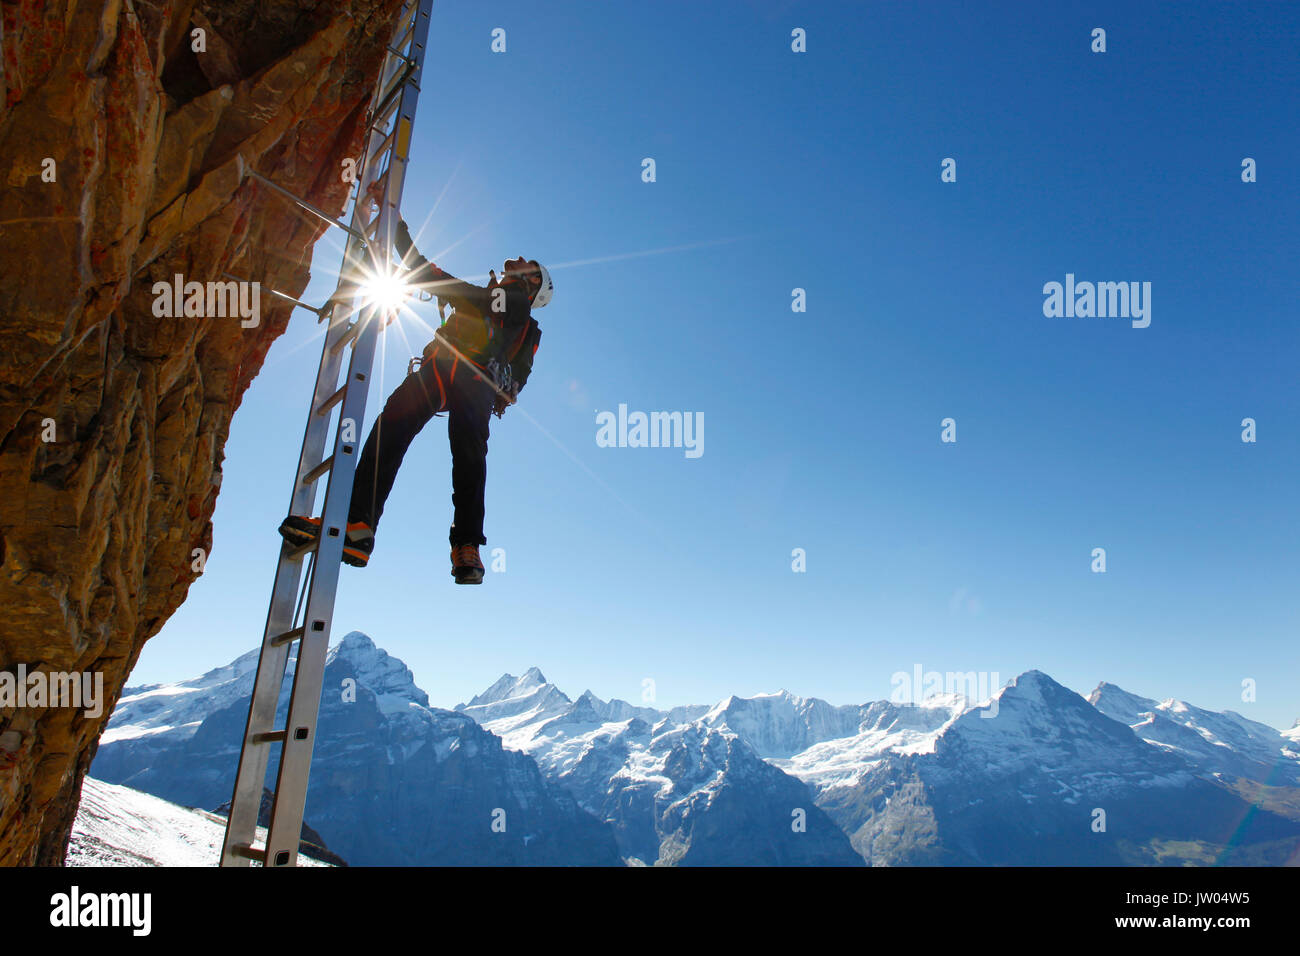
529,260,554,308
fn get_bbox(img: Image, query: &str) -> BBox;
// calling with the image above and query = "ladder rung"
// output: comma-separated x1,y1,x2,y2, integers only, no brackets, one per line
364,154,395,196
385,45,416,65
369,96,401,141
390,27,415,59
270,626,305,647
355,201,379,238
369,127,398,165
303,455,334,485
397,2,419,32
316,385,347,416
233,844,267,863
329,322,361,356
372,63,412,123
286,538,316,561
222,0,431,872
370,8,418,117
365,168,391,197
389,3,418,46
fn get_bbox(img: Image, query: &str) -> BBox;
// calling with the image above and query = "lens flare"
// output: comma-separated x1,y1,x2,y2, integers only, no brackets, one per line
357,266,411,314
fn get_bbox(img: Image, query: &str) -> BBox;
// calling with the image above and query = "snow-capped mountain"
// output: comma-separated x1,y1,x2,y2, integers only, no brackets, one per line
698,691,870,759
773,695,969,791
783,672,1300,864
454,672,855,864
93,633,620,866
104,648,263,740
95,634,1300,866
456,667,1300,866
815,671,1200,864
69,777,333,867
1089,682,1300,785
455,668,708,743
454,667,574,734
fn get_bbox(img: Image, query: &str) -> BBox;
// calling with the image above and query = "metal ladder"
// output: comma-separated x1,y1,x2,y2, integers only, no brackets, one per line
219,0,434,868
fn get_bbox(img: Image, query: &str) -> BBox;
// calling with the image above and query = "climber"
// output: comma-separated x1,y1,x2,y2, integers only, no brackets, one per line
279,217,551,584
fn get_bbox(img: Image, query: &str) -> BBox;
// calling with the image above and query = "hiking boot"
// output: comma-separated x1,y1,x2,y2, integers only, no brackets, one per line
450,543,484,585
343,525,375,567
279,515,375,568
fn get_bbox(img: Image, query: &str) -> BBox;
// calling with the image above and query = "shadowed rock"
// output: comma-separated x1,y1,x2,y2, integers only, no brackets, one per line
0,0,406,865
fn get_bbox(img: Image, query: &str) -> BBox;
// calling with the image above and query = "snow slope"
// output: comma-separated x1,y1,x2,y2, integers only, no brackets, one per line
773,695,968,790
69,777,330,867
1089,681,1300,785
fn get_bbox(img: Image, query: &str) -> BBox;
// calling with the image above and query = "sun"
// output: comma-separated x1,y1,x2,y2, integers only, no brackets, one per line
356,264,412,315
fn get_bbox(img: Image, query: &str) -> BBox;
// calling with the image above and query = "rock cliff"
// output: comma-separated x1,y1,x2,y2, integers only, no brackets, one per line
0,0,403,865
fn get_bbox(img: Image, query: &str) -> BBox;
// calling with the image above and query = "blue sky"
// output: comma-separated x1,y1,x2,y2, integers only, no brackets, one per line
134,1,1299,729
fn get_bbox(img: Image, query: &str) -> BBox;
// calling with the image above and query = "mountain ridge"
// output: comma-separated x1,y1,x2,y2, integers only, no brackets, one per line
96,636,1300,865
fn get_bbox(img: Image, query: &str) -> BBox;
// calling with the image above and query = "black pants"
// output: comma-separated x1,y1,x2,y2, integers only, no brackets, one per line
348,343,495,546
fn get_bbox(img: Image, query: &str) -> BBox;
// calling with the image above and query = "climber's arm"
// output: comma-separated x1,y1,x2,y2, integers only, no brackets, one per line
394,219,490,315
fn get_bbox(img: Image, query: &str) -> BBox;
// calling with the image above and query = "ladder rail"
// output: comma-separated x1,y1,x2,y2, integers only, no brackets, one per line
262,310,381,865
218,295,359,867
219,0,435,867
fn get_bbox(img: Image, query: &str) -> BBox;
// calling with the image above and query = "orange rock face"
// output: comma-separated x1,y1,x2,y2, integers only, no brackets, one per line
0,0,402,865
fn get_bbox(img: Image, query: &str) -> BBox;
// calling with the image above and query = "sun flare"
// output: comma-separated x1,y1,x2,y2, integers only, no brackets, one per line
356,266,412,314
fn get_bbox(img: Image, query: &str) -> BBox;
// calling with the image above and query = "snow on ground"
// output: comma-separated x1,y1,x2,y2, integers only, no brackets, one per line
69,777,330,867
